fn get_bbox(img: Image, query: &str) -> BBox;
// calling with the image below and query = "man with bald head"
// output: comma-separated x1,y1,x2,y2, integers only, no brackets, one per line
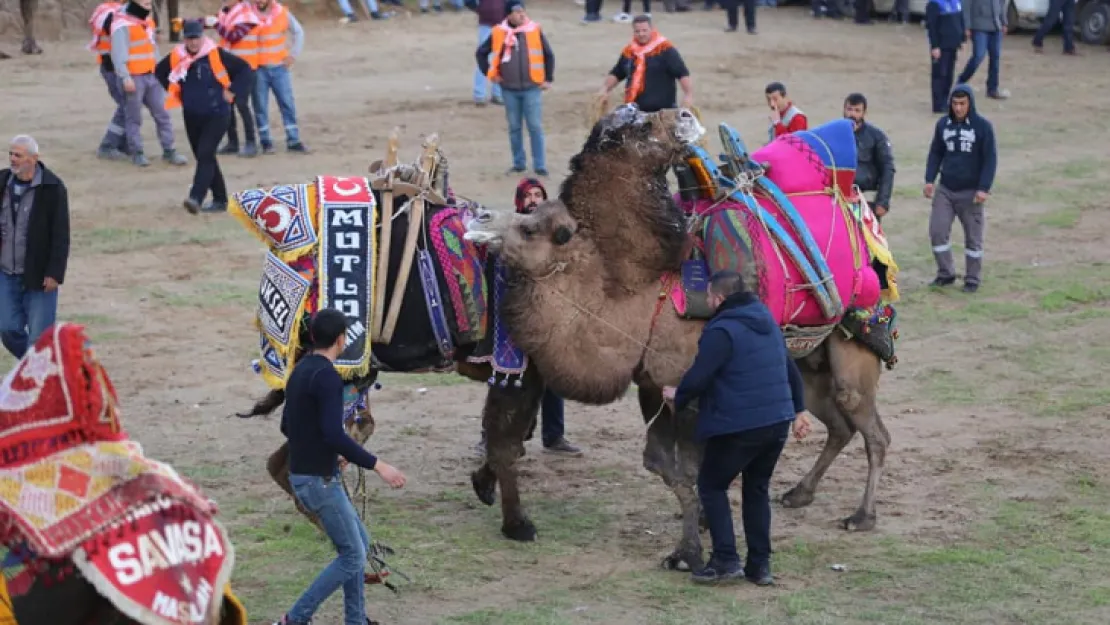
0,136,70,359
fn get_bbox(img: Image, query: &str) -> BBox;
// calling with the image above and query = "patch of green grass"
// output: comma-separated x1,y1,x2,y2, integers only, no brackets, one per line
75,224,239,254
1037,205,1085,229
137,279,258,308
1039,282,1110,312
379,371,473,388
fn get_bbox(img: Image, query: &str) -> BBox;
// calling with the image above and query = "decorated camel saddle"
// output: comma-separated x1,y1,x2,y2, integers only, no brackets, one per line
229,132,532,395
675,119,900,367
0,324,245,625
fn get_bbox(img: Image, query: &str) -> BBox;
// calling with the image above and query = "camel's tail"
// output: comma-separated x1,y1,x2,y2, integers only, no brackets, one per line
236,389,286,419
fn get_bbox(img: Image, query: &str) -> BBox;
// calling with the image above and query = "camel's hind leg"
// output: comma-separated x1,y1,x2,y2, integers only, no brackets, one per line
267,441,323,531
639,385,705,573
785,333,888,531
780,363,856,510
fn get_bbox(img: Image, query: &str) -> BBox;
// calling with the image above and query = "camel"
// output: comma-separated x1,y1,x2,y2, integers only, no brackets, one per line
463,104,892,572
0,0,41,58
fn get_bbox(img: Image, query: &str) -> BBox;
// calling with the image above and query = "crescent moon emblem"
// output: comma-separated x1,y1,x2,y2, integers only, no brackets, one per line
257,201,293,236
331,179,363,197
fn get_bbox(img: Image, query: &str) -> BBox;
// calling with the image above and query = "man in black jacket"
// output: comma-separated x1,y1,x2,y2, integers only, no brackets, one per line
842,93,895,220
662,271,810,585
0,136,70,359
155,19,253,214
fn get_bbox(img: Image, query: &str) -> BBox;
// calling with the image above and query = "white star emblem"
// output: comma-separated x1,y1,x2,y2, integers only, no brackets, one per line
19,346,57,386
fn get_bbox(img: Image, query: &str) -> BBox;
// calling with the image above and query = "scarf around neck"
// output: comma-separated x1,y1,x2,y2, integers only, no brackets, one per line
621,31,672,104
169,37,218,84
496,18,537,65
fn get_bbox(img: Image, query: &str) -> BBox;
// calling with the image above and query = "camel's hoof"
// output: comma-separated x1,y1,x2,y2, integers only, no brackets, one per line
842,511,877,532
780,486,815,509
501,519,537,542
21,41,42,55
660,551,703,573
470,470,496,507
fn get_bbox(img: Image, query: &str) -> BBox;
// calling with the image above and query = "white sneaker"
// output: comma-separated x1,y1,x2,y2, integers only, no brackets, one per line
613,12,631,21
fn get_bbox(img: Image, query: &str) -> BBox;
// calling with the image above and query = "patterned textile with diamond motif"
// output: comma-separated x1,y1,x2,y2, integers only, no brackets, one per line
0,324,220,560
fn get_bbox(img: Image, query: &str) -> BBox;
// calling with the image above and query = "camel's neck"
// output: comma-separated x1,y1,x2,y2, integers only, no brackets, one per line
500,239,663,405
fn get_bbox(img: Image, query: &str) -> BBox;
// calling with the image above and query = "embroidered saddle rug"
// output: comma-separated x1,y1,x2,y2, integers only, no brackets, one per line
0,324,240,625
677,119,900,364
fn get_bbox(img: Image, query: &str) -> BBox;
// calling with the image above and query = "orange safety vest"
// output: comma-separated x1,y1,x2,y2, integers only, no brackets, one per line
164,45,231,109
254,3,289,67
222,2,261,69
110,13,157,75
89,1,122,63
486,22,545,85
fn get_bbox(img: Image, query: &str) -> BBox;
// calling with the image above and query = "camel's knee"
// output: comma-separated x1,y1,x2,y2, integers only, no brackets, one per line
833,380,864,414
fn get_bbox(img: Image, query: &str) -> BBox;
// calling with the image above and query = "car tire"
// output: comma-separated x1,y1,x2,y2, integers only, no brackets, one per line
1079,0,1110,45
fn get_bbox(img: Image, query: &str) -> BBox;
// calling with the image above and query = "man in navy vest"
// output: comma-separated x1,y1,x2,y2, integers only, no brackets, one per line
663,270,810,585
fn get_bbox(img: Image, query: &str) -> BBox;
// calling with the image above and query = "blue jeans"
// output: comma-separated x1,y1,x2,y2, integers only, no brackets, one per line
502,87,546,171
337,0,379,15
697,421,790,570
473,25,503,103
957,30,1002,94
287,473,371,625
540,390,565,447
0,273,58,360
254,65,300,146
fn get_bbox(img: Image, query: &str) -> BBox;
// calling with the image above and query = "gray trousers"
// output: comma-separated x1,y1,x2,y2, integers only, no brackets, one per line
123,72,175,156
99,66,128,152
929,184,985,284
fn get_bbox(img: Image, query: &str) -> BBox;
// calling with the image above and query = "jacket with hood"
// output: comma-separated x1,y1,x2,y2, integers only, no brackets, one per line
925,84,997,193
963,0,1006,32
674,292,805,441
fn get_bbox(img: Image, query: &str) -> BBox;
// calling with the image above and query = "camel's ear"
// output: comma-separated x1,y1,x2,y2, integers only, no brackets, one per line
553,226,573,246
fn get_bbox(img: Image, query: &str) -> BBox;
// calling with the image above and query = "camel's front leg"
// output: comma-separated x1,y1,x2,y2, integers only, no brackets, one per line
480,379,544,541
638,386,705,573
20,0,41,55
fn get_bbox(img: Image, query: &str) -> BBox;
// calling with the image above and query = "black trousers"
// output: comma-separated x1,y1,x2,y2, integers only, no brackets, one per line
585,0,603,17
725,0,756,29
697,421,790,569
622,0,651,12
930,48,958,113
224,86,256,147
854,0,870,22
185,112,231,204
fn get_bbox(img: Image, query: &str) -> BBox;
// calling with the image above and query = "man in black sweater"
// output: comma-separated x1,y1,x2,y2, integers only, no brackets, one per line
273,309,406,625
597,15,693,114
155,19,254,215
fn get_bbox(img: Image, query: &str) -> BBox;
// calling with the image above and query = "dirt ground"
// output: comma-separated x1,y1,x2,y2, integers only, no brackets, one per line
3,3,1110,624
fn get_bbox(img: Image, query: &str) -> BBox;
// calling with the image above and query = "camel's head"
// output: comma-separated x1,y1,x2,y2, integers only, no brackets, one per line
580,104,705,171
465,200,579,276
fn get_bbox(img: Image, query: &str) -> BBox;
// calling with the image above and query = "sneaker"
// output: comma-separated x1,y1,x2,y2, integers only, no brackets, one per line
217,142,239,155
271,616,309,625
581,13,601,22
987,89,1010,100
370,11,389,18
747,27,758,34
929,276,956,288
339,13,358,23
744,563,774,585
261,142,276,155
612,12,631,21
534,168,549,177
691,560,743,584
288,142,310,154
163,149,188,166
132,152,150,167
506,166,526,175
491,96,504,105
183,197,201,215
543,437,582,455
201,200,228,213
240,143,259,158
961,281,979,293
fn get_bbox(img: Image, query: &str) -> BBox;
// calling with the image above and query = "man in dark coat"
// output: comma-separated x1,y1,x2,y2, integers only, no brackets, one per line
0,135,70,359
843,93,895,219
155,19,254,214
925,0,966,113
663,271,810,585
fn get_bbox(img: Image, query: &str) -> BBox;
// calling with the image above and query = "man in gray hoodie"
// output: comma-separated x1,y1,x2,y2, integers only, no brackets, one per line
956,0,1010,100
